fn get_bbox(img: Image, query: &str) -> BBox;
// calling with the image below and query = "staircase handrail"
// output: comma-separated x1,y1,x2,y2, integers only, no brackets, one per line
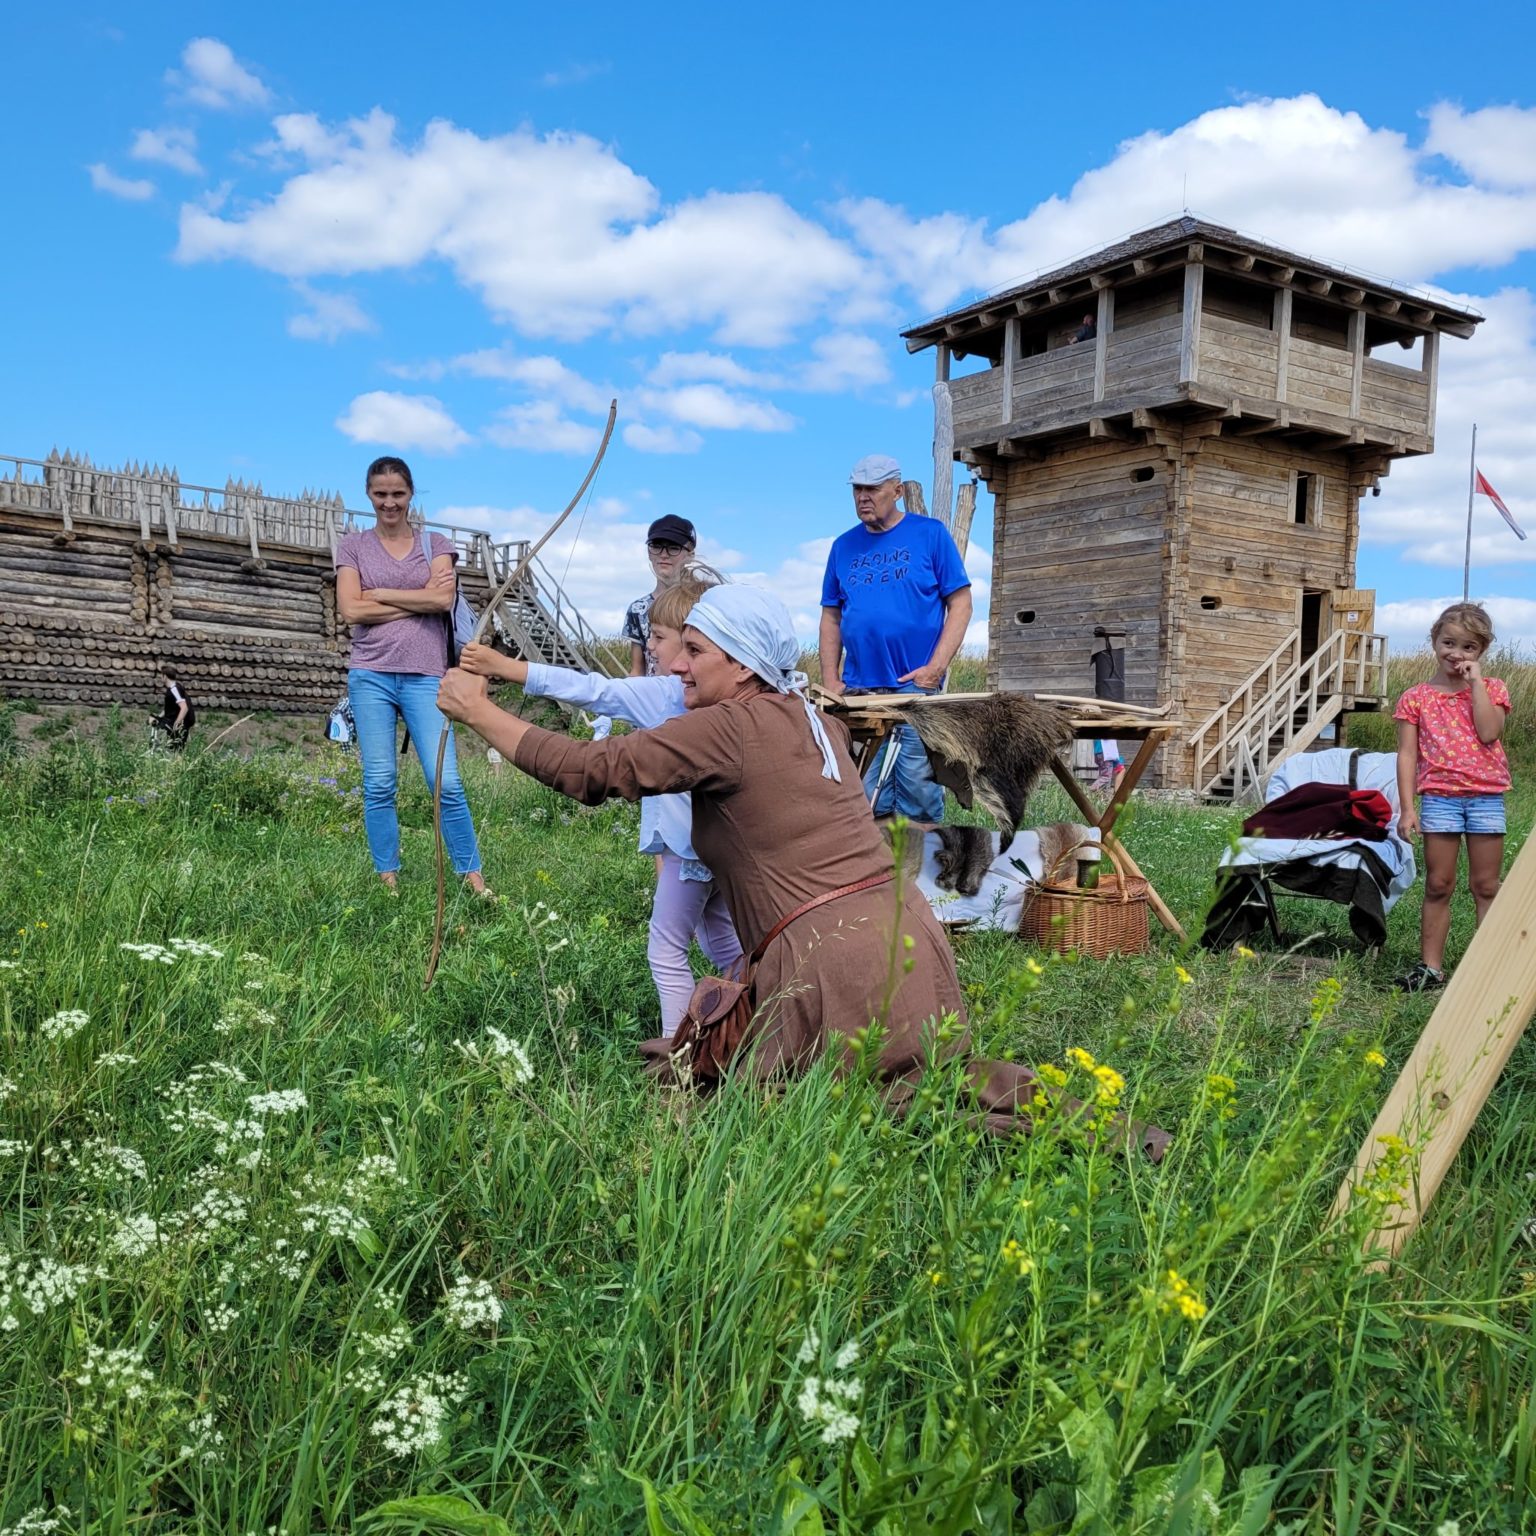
1194,628,1388,793
1189,628,1301,767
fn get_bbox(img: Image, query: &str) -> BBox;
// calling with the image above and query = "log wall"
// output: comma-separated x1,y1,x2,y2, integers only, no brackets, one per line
0,509,494,716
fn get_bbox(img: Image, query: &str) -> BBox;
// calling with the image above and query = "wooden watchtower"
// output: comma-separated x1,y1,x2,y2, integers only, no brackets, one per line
902,217,1481,795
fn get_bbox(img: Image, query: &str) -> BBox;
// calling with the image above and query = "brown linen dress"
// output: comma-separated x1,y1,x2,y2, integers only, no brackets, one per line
513,691,1169,1156
514,691,962,1079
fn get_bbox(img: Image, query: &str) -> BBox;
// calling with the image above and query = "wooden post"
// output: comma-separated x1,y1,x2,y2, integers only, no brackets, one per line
1274,288,1292,402
951,480,978,561
932,382,954,530
1332,831,1536,1261
1422,330,1440,444
1179,262,1204,385
1093,287,1112,402
1001,316,1017,425
245,505,262,565
135,481,151,543
1347,310,1365,418
935,343,950,385
162,483,178,547
902,481,929,518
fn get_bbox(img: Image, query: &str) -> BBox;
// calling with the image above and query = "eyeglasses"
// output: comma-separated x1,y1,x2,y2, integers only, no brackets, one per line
647,540,688,554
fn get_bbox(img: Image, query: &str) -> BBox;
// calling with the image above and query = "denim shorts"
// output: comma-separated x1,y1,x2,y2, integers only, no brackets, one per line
1420,793,1506,835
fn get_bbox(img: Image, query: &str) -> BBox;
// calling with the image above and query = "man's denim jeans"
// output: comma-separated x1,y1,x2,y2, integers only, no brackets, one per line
348,668,482,875
861,683,945,822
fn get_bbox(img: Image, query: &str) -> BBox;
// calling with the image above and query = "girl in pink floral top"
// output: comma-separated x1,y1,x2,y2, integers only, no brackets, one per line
1393,602,1511,991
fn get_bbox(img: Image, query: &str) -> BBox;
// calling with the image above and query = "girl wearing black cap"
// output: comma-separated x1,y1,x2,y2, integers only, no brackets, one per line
623,515,696,676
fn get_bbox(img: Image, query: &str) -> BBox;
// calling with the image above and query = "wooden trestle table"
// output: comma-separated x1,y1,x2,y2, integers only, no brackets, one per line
818,689,1187,943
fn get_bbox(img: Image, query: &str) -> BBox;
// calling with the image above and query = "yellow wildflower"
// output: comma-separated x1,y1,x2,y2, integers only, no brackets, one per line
1364,1049,1387,1069
1000,1239,1034,1278
1174,964,1193,985
1037,1062,1068,1089
1161,1269,1207,1323
1235,945,1256,959
1024,957,1044,976
1066,1046,1097,1072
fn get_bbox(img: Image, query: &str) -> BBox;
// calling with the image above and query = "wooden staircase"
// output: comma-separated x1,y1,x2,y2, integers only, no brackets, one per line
470,533,617,677
1189,625,1388,801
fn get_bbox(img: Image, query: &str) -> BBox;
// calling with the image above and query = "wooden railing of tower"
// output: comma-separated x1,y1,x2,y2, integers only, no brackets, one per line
1188,625,1388,797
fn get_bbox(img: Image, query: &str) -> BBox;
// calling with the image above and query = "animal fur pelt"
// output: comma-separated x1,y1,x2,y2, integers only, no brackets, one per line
878,819,1096,898
896,695,1074,845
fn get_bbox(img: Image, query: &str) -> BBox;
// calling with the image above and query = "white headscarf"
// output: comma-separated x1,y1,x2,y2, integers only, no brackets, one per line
684,586,841,782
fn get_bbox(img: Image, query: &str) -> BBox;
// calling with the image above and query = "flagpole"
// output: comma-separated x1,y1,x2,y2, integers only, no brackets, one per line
1463,422,1476,601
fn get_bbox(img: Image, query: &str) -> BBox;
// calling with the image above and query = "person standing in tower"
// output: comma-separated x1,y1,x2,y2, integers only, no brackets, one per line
818,455,972,822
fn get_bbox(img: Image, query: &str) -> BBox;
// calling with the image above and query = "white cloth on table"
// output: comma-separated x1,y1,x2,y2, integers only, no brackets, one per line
916,826,1101,931
1218,748,1416,912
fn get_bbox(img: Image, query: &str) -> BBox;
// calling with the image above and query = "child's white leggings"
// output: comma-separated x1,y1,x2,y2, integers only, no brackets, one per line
648,851,744,1037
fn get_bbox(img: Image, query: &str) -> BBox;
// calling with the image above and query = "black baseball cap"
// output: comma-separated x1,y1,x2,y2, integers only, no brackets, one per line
646,514,696,547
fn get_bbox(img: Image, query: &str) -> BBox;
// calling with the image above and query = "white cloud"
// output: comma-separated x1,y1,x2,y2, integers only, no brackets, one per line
1424,104,1536,190
88,163,155,201
175,116,871,344
648,351,770,389
335,392,470,453
838,94,1536,315
540,60,610,88
796,332,892,391
636,382,795,432
485,401,603,454
1378,595,1536,654
286,282,375,343
170,37,271,111
623,423,703,455
1362,287,1536,575
130,126,202,176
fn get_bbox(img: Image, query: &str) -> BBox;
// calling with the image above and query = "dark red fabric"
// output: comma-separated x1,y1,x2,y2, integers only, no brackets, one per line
1242,782,1393,842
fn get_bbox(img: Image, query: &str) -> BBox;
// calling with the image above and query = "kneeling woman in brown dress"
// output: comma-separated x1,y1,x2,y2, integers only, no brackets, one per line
437,586,1164,1153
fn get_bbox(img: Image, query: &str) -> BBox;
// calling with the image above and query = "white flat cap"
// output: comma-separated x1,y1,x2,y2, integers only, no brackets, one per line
848,454,902,485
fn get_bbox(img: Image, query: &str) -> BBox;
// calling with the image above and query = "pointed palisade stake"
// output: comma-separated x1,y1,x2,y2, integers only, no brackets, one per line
1331,830,1536,1262
424,399,618,989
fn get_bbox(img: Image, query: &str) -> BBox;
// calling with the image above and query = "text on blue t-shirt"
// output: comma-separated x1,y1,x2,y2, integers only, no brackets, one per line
820,513,970,689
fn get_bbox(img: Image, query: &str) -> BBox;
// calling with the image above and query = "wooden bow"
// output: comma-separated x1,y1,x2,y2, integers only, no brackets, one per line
424,400,618,988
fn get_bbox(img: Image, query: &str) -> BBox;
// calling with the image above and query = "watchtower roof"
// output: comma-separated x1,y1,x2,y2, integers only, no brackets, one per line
902,216,1482,350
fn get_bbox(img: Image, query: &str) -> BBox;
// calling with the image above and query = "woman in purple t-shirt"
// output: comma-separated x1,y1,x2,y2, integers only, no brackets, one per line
334,456,487,894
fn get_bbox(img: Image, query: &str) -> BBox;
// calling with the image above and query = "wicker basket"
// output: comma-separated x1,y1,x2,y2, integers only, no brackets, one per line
1017,840,1150,958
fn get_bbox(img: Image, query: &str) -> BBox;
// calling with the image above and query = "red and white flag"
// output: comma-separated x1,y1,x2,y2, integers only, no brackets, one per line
1475,469,1528,541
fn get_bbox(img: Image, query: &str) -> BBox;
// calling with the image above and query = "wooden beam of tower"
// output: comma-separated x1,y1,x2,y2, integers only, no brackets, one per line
1331,832,1536,1262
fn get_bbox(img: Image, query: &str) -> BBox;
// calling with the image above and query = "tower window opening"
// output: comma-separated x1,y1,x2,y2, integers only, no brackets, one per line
1015,609,1036,625
1200,595,1223,611
1294,473,1317,525
1131,467,1155,483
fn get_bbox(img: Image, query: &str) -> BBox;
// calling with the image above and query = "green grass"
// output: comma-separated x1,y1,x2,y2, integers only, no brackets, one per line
0,698,1533,1535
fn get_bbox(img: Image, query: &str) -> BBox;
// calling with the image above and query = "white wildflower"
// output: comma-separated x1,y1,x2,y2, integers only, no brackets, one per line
442,1275,502,1332
246,1088,307,1116
0,958,21,971
244,980,265,991
73,1341,155,1409
204,1302,240,1335
170,937,225,959
795,1328,820,1366
213,1118,264,1166
341,1154,408,1203
359,1321,412,1360
94,1051,138,1069
370,1371,468,1458
0,1253,91,1329
109,1215,162,1259
120,942,177,964
0,1506,74,1536
178,1408,225,1466
1435,1524,1461,1536
0,1075,16,1101
258,1238,309,1282
57,1140,147,1182
239,951,266,966
40,1009,90,1041
796,1369,863,1446
0,1140,24,1158
297,1202,370,1242
834,1338,861,1372
184,1184,248,1235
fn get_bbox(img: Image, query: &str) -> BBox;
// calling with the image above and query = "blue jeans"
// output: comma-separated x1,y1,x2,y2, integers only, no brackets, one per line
861,684,946,822
348,669,482,876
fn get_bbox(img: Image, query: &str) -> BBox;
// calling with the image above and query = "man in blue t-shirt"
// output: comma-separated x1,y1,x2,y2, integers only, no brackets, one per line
819,454,973,821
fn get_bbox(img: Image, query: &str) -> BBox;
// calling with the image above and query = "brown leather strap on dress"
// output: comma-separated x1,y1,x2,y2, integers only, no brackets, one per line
749,872,896,965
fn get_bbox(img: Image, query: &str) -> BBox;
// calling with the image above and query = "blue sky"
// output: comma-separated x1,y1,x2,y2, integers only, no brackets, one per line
6,2,1536,650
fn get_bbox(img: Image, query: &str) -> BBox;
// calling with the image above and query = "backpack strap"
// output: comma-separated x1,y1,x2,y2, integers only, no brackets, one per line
749,871,896,965
1347,748,1363,789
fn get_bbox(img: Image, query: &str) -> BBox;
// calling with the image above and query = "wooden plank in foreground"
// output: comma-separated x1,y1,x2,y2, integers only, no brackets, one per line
1332,830,1536,1261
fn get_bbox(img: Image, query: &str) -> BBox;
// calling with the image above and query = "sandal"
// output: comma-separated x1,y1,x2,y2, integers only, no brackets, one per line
1393,962,1445,994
